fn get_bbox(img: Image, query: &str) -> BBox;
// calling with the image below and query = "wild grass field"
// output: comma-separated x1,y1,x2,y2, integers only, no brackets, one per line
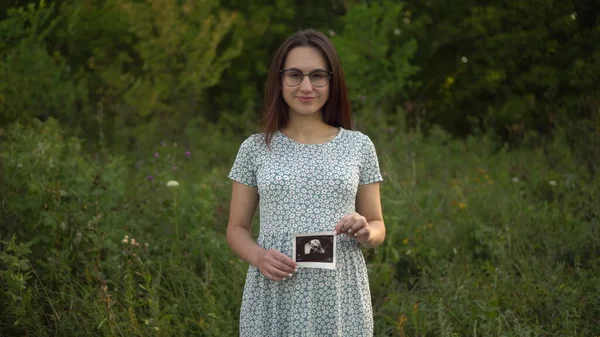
1,116,598,336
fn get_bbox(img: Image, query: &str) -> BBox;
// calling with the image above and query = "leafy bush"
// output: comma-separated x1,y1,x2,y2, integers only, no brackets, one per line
0,119,245,336
2,116,599,336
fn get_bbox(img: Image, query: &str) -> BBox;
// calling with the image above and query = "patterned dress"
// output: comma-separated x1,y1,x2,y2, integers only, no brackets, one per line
228,127,383,336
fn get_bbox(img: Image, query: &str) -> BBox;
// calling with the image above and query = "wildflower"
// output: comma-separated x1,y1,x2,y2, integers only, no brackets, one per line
512,177,519,183
549,180,557,186
153,152,159,158
461,56,468,63
122,238,129,244
124,235,129,240
328,29,336,37
453,247,457,255
394,28,401,36
488,180,494,184
144,242,149,248
402,238,409,244
570,13,577,20
147,175,154,181
131,238,136,246
185,151,191,159
167,180,180,188
458,202,467,209
403,17,410,24
17,163,22,168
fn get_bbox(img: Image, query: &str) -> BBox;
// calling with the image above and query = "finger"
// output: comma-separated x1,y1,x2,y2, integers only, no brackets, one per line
270,266,293,279
354,226,370,238
271,251,298,271
346,219,365,234
334,217,347,234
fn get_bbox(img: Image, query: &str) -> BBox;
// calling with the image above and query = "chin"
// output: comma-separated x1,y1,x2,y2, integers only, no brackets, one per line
290,105,325,117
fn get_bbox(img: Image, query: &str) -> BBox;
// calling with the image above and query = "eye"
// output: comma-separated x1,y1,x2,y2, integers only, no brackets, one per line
310,71,328,80
287,71,302,79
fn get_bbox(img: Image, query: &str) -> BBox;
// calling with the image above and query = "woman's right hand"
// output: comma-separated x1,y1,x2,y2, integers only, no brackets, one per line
256,249,298,281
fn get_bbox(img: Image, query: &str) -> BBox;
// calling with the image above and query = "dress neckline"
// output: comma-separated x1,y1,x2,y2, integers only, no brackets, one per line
277,127,344,147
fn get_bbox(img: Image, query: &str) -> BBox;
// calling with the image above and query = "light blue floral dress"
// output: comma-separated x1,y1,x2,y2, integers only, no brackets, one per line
228,127,383,336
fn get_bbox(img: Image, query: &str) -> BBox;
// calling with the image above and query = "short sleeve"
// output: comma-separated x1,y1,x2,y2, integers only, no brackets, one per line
359,135,383,185
228,136,259,187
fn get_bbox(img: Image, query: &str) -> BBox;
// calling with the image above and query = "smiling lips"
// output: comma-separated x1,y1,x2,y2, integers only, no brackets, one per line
297,96,316,102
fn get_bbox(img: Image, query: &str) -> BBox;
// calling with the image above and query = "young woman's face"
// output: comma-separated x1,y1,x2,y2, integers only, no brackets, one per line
281,46,330,119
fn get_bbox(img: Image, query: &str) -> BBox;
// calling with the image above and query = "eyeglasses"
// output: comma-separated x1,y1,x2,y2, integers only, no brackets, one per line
280,68,332,88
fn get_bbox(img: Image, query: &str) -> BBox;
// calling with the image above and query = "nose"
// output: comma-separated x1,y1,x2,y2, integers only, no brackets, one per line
299,75,313,92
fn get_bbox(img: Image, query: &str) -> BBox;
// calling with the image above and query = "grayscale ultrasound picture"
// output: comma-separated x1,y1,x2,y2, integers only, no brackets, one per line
295,235,334,263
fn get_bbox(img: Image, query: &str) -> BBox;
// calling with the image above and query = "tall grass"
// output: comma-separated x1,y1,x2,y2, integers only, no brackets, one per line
1,117,598,336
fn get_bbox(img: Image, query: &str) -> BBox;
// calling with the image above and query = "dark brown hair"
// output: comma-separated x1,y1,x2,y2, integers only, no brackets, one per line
262,29,352,145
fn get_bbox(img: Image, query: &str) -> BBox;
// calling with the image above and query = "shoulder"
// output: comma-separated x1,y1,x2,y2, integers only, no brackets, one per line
238,133,268,151
341,129,375,147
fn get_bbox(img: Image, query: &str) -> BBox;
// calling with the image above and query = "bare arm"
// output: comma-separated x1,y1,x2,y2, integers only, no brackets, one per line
226,181,263,265
226,181,297,280
334,182,385,248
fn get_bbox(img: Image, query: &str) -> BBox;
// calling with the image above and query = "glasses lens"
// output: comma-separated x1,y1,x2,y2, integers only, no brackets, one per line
309,71,329,87
284,70,303,86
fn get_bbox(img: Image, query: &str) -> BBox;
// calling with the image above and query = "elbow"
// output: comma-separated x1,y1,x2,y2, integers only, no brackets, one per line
226,223,236,249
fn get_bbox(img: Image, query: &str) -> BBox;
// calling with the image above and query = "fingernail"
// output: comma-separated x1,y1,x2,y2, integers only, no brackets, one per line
348,229,352,233
288,273,293,277
354,233,358,237
333,230,337,235
294,268,298,272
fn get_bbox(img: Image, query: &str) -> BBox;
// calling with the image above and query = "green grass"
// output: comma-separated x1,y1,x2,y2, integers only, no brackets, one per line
1,118,599,336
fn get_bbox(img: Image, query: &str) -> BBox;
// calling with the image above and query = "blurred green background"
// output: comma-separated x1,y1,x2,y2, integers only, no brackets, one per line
1,0,599,336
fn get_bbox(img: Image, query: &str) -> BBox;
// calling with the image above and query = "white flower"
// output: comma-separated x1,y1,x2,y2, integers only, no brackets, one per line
122,238,128,244
167,180,180,188
403,17,410,24
570,13,577,20
17,163,22,168
549,180,557,186
461,56,468,63
328,30,336,37
394,28,401,36
512,177,519,183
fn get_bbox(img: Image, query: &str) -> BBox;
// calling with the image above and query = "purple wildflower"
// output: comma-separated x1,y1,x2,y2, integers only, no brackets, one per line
185,151,191,159
147,175,154,181
153,152,159,158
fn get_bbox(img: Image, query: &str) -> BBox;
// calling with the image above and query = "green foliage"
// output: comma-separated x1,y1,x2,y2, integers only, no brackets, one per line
1,116,599,336
403,0,600,142
0,1,88,125
332,0,419,111
0,119,245,336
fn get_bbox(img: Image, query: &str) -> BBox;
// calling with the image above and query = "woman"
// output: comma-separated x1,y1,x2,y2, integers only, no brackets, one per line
226,28,385,336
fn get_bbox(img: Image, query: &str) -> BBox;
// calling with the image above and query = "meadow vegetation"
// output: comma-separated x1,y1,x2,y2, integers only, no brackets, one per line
1,0,599,336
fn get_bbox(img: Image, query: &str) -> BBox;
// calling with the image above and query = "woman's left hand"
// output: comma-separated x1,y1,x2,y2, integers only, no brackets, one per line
334,212,370,244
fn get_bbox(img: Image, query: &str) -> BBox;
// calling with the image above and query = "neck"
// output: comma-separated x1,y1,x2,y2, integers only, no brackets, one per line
285,110,328,135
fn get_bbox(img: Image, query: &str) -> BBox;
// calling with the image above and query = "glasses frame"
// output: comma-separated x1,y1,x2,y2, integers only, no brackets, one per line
280,68,333,88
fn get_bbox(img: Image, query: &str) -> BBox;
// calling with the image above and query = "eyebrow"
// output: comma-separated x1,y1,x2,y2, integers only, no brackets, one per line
283,67,330,73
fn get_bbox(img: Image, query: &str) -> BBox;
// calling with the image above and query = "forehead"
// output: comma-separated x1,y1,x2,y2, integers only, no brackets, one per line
283,46,328,71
